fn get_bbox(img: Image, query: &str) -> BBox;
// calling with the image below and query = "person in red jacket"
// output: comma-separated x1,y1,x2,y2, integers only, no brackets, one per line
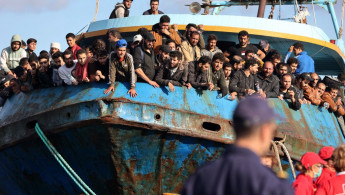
315,146,336,188
65,33,81,60
293,152,326,195
316,145,345,195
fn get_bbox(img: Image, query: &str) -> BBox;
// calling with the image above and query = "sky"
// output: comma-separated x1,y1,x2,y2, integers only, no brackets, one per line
0,0,344,53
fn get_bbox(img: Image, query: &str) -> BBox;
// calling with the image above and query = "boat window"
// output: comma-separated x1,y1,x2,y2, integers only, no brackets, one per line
202,122,221,132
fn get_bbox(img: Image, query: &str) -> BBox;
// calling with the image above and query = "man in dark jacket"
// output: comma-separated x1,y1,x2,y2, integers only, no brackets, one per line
181,96,294,195
255,61,279,98
134,32,160,88
109,0,132,19
229,58,258,99
210,53,228,97
155,51,188,92
143,0,164,15
278,74,301,110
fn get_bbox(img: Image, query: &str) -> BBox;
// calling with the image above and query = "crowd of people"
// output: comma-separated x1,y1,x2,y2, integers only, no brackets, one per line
1,9,345,115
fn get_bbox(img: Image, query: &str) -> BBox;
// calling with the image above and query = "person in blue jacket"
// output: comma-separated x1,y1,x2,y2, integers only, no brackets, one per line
284,42,314,75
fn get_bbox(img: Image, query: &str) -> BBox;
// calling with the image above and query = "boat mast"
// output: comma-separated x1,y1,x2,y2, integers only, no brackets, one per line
257,0,267,18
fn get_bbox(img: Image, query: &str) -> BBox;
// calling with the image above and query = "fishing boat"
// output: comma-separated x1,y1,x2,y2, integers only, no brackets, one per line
0,0,345,194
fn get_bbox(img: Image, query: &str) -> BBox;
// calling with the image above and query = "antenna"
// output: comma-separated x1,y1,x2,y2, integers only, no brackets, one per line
190,2,202,14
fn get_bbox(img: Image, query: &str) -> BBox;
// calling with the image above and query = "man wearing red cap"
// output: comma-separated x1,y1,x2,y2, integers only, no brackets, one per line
315,146,336,187
316,145,345,195
293,152,327,195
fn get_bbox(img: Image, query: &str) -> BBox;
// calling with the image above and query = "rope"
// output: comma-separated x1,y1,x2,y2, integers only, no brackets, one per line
35,123,96,195
275,141,297,179
94,0,100,22
340,0,345,39
271,140,283,171
312,0,317,26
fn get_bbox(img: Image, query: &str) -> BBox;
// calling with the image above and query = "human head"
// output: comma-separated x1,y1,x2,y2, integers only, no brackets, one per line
0,74,15,89
333,145,345,172
319,146,335,168
11,34,22,52
231,55,244,71
207,34,218,50
159,15,170,31
107,28,122,43
287,57,298,74
262,61,274,78
310,73,320,88
19,58,30,70
26,38,37,51
296,73,313,89
143,32,156,49
198,56,212,71
28,55,39,70
293,42,304,55
97,50,109,65
63,49,74,67
50,42,61,55
166,39,176,51
186,23,198,35
169,51,182,68
14,66,28,81
21,40,26,49
327,85,340,99
189,31,200,47
223,62,232,78
244,58,259,75
338,72,345,85
66,33,76,48
245,50,255,60
270,53,282,67
52,51,64,67
92,39,106,56
316,82,326,96
10,78,21,94
259,40,269,52
85,46,94,58
150,0,159,12
132,34,143,48
159,45,171,61
38,53,50,69
280,74,292,90
116,39,128,59
212,53,225,71
238,30,249,47
233,96,280,156
261,151,277,169
123,0,133,9
277,63,289,77
300,152,326,178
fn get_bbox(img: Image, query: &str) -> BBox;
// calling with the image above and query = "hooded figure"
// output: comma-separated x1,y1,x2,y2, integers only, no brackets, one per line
0,34,27,73
109,0,132,19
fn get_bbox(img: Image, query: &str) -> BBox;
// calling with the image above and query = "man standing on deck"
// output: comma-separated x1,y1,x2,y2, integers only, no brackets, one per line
152,15,182,54
107,28,122,53
143,0,164,15
65,33,81,60
0,34,27,76
109,0,133,19
181,96,293,195
284,42,314,75
225,30,266,60
134,32,160,88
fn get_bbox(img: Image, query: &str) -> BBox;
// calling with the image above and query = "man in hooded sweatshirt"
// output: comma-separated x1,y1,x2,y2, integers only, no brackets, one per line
0,34,27,76
109,0,133,19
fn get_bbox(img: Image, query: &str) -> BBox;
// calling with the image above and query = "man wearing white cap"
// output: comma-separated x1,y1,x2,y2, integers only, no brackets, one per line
50,42,61,56
130,34,142,55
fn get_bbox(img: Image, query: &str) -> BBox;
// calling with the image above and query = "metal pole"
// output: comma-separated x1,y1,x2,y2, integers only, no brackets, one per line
328,2,340,39
257,0,267,18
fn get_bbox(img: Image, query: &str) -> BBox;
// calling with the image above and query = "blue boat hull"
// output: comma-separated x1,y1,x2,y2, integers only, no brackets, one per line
0,124,225,194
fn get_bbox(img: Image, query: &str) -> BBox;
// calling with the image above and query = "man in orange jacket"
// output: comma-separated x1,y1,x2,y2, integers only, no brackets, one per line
151,15,181,54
